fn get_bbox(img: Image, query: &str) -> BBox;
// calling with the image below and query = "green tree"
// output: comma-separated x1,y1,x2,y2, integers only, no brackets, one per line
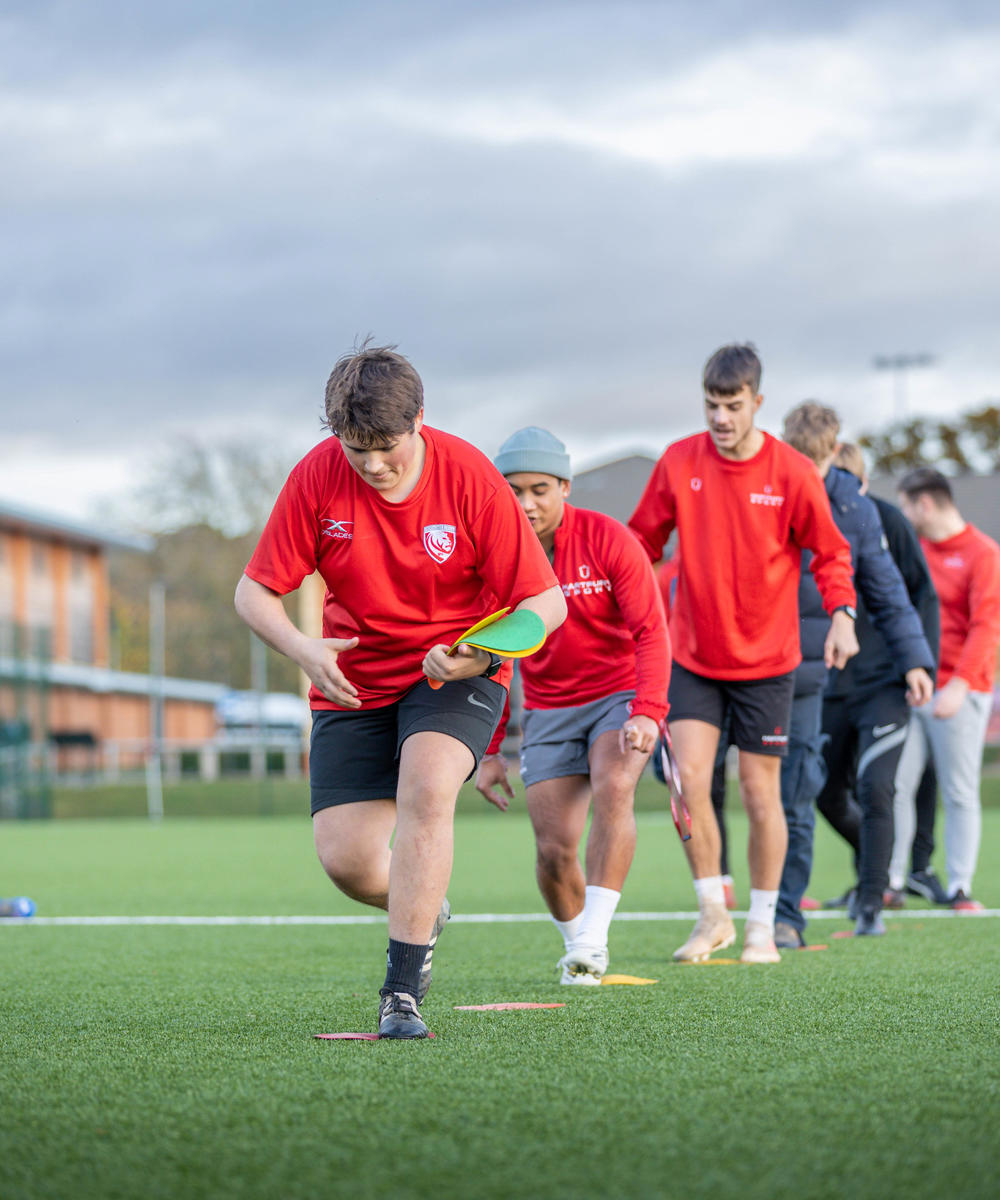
859,403,1000,475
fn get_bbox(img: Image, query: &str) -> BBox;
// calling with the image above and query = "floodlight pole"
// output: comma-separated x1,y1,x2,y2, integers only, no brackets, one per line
872,353,935,421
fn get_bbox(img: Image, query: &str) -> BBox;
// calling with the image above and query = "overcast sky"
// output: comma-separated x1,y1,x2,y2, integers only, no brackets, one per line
2,0,998,528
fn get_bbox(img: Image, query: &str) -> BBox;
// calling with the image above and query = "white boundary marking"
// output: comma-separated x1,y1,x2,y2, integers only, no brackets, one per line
1,909,998,927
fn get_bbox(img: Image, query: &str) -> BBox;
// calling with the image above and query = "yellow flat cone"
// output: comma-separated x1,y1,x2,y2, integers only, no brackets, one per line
600,974,659,985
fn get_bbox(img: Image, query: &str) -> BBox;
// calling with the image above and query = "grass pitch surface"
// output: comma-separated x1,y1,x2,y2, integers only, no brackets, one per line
2,784,999,1200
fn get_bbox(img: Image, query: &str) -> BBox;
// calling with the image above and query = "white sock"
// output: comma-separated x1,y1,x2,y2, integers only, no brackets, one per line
575,885,621,949
748,888,778,930
552,910,584,950
693,876,725,908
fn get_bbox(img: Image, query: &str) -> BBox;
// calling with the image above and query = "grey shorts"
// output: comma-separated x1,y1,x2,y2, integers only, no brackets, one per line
519,690,634,787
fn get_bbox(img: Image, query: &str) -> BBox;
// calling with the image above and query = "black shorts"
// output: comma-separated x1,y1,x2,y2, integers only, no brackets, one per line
309,676,505,814
668,662,795,758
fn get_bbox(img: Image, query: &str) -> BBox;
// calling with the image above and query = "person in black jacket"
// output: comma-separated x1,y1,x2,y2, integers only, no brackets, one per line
774,405,935,945
824,444,945,906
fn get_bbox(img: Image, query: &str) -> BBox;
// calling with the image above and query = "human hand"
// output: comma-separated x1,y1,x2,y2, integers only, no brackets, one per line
475,754,514,812
298,636,361,708
905,668,934,707
422,642,492,686
932,676,969,720
824,611,860,669
619,714,659,755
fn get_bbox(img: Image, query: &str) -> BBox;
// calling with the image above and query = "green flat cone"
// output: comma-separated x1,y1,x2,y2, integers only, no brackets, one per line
460,609,547,656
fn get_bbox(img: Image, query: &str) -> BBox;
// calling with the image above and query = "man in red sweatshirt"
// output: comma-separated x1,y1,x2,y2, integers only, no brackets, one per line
891,467,1000,909
628,344,858,964
476,427,670,984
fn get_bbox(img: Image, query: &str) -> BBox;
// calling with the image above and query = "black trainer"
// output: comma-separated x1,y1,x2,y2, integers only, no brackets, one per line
773,920,806,949
377,990,428,1039
854,907,886,937
418,897,451,1004
906,868,949,905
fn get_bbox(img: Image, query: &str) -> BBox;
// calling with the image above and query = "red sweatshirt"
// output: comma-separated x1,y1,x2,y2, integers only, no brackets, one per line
628,431,855,680
920,524,1000,693
487,504,670,753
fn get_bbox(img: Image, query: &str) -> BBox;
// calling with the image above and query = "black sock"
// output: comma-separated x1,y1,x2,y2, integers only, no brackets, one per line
382,938,429,999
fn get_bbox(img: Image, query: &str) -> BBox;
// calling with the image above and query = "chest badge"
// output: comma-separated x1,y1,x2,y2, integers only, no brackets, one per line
423,524,457,563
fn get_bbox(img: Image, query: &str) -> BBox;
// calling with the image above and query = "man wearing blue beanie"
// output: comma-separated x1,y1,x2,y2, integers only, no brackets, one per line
478,427,671,983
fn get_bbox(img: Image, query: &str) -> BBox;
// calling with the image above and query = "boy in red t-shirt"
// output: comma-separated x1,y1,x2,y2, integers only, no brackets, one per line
628,344,858,964
892,467,1000,909
475,427,670,984
236,345,565,1038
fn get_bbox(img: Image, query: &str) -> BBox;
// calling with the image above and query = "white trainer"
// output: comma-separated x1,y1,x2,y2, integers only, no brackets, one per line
558,944,608,986
672,902,736,962
740,919,781,964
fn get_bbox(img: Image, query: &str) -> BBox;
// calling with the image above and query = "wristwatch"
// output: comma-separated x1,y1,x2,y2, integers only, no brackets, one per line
834,605,857,620
481,652,503,679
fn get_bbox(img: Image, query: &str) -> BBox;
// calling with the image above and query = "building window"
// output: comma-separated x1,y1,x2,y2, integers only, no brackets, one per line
27,542,54,659
0,535,12,656
68,549,95,664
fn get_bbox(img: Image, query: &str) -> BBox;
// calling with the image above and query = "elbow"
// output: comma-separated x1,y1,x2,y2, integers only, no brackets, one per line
548,586,568,634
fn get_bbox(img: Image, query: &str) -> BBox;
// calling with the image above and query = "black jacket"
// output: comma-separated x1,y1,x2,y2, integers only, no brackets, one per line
794,468,935,699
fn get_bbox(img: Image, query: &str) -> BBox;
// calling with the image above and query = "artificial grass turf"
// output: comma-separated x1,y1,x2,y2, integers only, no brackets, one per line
2,805,999,1199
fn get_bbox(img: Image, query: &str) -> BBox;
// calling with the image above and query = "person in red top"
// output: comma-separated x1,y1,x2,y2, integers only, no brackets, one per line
235,345,565,1038
891,467,1000,909
475,427,670,984
628,344,858,964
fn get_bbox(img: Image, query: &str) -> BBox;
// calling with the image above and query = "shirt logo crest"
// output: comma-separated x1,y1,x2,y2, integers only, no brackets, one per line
423,524,457,563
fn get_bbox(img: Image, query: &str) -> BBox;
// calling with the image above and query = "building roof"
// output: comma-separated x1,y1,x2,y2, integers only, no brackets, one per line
568,453,658,525
0,497,153,553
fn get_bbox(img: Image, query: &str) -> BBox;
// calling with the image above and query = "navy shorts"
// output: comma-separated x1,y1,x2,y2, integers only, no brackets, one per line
309,676,505,814
668,662,795,757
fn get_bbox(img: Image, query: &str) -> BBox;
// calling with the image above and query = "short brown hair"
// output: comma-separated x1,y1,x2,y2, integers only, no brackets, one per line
898,466,953,507
833,442,867,483
782,401,840,466
324,343,423,445
703,344,762,396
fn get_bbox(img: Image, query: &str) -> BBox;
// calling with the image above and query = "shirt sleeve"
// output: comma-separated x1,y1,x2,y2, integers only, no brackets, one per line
603,524,671,723
792,469,857,613
853,497,935,676
244,465,320,595
627,455,676,564
468,483,558,607
952,542,1000,688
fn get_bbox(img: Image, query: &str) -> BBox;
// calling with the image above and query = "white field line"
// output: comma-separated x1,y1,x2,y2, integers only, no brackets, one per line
1,909,999,927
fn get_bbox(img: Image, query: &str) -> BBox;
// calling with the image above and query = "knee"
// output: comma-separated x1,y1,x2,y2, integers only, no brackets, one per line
315,841,377,901
535,836,579,879
739,775,782,824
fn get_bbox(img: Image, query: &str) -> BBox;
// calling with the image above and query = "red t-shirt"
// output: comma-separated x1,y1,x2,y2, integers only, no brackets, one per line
245,426,557,709
920,524,1000,693
628,431,856,680
486,505,671,753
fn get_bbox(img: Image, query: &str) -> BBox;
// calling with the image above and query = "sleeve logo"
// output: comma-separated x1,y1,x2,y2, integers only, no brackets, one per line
321,519,354,540
423,524,457,563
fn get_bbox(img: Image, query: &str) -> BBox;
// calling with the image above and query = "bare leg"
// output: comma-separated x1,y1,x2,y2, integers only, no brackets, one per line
313,799,397,909
388,730,473,944
668,718,724,879
668,719,736,961
738,750,787,890
524,774,591,920
584,728,645,890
